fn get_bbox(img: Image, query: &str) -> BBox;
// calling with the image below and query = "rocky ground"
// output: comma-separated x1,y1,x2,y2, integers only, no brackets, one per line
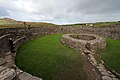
82,50,120,80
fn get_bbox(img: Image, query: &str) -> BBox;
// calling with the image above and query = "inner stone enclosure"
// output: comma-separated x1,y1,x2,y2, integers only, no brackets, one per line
61,34,106,53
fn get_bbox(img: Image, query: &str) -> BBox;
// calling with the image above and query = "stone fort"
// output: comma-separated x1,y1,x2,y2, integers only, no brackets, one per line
0,25,120,80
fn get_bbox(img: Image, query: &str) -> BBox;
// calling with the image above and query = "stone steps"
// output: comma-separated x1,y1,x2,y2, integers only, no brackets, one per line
0,58,5,66
0,66,7,73
4,52,11,56
4,52,14,67
5,55,12,62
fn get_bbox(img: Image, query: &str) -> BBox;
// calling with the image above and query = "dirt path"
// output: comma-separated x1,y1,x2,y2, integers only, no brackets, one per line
81,53,101,80
53,51,102,80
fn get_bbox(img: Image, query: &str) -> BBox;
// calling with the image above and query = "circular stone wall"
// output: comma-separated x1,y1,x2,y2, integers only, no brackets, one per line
61,34,106,53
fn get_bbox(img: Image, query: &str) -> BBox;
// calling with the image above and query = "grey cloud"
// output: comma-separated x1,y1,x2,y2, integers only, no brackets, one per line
0,7,9,16
67,0,120,15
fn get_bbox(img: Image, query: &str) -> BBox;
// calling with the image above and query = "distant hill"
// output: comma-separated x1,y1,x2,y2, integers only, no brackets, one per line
0,18,16,22
0,18,56,28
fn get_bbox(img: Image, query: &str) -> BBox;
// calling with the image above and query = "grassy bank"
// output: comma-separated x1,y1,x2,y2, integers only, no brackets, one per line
101,38,120,73
16,34,87,80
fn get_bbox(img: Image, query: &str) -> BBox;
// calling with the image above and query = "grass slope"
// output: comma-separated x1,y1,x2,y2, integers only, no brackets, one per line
16,34,87,80
101,38,120,73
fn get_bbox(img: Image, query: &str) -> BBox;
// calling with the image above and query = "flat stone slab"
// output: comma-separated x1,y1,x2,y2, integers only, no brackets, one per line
101,72,109,76
19,72,32,80
99,68,106,72
102,76,112,80
4,52,11,56
19,72,42,80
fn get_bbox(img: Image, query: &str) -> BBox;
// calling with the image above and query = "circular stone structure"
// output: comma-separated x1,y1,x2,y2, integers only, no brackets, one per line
61,34,106,53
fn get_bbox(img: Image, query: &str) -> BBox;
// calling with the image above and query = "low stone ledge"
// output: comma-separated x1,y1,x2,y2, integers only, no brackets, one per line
18,72,42,80
0,34,10,40
13,36,26,44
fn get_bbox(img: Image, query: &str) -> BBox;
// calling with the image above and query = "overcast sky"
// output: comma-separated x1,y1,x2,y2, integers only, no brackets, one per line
0,0,120,24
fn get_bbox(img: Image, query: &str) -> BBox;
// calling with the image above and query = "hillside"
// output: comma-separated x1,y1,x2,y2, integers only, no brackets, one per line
0,18,56,28
0,18,16,22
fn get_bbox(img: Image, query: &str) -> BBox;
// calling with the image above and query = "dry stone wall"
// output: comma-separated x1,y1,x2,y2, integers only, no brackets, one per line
0,26,60,58
61,34,106,53
60,25,120,40
0,26,61,80
0,34,11,58
0,25,120,60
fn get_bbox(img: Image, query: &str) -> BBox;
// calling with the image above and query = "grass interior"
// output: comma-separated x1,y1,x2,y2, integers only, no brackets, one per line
16,34,87,80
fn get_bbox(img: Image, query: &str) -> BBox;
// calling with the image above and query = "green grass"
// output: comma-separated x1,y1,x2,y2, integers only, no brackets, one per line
101,38,120,73
16,34,87,80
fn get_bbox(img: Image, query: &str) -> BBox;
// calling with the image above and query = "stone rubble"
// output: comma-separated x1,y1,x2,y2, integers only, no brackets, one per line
88,53,119,80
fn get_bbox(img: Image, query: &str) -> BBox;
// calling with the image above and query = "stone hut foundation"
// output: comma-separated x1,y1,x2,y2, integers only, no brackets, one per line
61,34,106,53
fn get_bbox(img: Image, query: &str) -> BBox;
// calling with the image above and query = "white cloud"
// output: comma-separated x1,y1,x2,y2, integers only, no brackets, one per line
0,0,120,24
